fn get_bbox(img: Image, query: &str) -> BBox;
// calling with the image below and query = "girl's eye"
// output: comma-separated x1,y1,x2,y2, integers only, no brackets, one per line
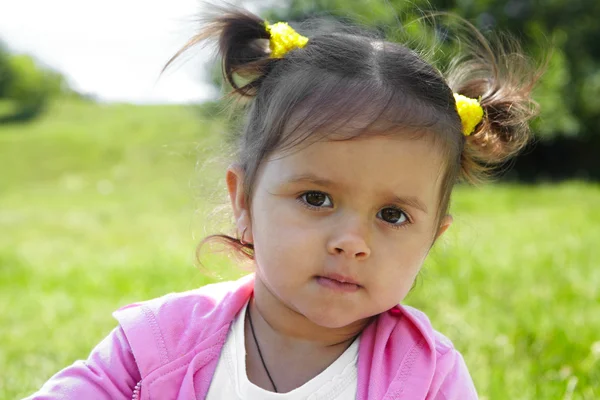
300,191,333,208
377,207,408,226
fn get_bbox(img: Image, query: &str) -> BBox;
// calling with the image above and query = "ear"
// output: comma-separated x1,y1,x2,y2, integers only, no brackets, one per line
226,165,253,242
435,214,453,241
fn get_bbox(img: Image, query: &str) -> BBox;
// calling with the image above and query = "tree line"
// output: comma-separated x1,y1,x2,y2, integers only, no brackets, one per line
2,0,598,178
0,40,79,123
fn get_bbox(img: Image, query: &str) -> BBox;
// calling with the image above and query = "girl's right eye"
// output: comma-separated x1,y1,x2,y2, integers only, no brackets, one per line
299,191,333,208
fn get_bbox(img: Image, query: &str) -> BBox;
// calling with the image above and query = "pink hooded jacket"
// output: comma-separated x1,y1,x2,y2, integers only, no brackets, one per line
27,274,478,399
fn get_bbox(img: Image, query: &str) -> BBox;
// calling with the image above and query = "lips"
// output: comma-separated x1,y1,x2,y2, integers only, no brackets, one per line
321,273,360,286
316,273,361,292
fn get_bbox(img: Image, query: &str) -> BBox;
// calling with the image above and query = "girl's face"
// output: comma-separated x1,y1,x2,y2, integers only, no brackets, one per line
229,135,452,329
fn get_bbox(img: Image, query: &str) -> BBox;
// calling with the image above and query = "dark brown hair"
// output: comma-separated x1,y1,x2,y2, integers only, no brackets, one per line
163,5,543,260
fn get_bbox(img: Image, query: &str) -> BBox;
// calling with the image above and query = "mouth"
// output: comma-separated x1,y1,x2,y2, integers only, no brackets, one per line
315,273,361,293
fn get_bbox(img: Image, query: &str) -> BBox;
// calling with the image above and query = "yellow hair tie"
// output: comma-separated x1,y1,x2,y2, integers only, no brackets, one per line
265,21,308,59
453,93,484,136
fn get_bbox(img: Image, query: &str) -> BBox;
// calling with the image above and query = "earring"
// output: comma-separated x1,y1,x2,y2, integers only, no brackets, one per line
239,227,248,245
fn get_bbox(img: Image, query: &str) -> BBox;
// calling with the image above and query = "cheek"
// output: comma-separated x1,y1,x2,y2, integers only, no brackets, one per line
371,234,432,295
253,199,302,246
251,198,321,272
370,263,420,307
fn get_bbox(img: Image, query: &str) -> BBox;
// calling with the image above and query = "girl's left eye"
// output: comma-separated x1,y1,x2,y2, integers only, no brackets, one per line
299,191,333,208
377,207,409,226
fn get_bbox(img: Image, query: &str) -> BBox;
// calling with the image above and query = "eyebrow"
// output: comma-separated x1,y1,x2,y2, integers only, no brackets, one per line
284,173,338,188
389,195,428,214
283,173,429,214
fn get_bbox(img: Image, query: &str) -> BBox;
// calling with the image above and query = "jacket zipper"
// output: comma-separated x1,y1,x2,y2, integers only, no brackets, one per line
131,380,142,400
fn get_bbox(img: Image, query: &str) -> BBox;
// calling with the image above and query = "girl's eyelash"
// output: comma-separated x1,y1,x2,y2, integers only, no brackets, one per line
377,206,413,230
296,197,318,211
296,191,333,211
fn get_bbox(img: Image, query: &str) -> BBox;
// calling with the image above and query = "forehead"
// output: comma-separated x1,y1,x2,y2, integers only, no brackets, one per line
261,135,445,204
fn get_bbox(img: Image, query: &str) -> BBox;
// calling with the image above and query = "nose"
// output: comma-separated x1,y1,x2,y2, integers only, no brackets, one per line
326,218,371,260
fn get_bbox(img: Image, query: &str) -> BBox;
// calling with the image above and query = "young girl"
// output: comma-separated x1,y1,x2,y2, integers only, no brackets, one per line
28,6,541,400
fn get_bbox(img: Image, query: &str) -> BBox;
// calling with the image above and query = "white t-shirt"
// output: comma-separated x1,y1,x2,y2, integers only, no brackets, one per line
206,301,359,399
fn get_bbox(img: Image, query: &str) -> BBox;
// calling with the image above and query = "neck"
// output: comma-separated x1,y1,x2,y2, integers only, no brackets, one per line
251,274,369,348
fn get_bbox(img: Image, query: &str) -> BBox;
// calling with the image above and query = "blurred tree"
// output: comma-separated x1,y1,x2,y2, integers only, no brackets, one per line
0,41,14,98
0,39,73,124
263,0,600,140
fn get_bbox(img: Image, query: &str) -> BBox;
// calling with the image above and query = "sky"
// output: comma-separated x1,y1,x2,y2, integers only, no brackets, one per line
0,0,226,104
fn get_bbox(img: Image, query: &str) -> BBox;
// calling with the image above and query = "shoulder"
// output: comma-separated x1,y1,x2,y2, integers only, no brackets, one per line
397,305,478,398
111,274,254,376
116,274,253,321
398,305,456,357
360,305,477,398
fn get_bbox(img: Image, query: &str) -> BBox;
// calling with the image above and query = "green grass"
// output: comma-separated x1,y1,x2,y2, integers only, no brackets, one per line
1,99,599,399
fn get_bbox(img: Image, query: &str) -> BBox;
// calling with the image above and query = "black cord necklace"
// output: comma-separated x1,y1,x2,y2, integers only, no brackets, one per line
247,304,279,393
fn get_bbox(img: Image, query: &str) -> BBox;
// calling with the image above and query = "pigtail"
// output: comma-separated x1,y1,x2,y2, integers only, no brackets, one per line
162,6,278,97
445,26,545,183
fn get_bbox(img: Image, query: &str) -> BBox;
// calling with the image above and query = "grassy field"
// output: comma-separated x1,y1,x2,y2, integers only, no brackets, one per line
1,99,598,399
